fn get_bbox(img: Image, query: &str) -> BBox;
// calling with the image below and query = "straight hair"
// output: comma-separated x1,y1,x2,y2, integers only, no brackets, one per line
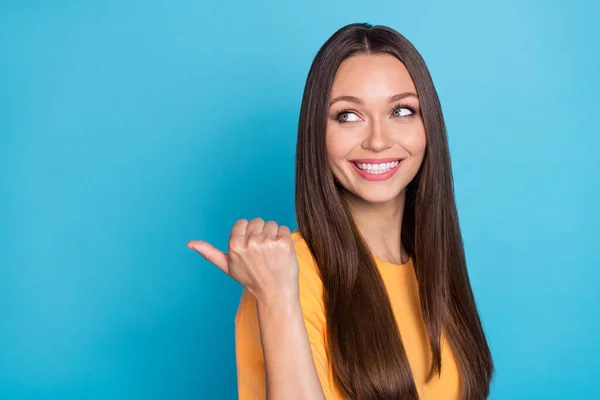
295,23,494,399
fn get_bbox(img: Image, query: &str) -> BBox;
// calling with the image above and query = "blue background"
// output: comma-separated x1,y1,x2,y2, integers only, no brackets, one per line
1,1,598,399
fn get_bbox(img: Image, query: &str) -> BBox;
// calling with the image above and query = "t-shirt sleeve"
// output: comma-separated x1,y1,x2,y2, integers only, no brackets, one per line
234,235,335,400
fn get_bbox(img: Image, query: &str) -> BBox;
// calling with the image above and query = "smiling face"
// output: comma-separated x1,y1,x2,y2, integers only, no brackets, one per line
326,53,427,205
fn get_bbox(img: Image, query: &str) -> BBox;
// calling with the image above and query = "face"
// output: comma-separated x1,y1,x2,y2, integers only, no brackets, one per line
326,54,427,205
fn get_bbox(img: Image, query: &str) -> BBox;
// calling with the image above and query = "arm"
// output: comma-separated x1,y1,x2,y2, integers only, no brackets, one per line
188,220,331,399
256,294,326,400
235,234,335,400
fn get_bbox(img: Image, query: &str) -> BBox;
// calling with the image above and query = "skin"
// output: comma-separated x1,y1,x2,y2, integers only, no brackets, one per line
327,54,427,265
187,219,325,399
186,54,426,398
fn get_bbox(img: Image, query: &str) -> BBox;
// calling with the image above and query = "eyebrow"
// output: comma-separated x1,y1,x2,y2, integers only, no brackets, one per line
329,92,419,107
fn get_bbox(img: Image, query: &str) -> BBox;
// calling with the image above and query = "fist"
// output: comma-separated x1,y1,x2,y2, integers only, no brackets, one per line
187,218,300,305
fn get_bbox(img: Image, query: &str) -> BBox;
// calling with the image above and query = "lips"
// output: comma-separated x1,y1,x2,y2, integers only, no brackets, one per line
349,157,403,164
349,159,403,182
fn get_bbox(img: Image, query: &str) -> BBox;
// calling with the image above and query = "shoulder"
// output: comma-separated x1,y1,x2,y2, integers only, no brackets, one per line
291,230,313,262
291,230,323,291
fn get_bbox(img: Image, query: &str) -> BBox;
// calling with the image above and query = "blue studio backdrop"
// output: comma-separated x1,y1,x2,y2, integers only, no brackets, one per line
1,1,599,399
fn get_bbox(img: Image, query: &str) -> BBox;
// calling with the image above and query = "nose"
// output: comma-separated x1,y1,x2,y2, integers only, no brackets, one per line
361,119,393,152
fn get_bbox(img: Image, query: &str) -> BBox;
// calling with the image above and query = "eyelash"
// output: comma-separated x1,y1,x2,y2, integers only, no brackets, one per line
335,103,418,122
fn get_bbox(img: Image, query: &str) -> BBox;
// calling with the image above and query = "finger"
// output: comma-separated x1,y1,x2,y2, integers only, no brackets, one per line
187,240,229,275
246,218,265,236
276,225,291,239
263,221,279,239
230,219,249,238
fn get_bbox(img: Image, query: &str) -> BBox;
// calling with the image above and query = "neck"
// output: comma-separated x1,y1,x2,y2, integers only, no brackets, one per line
342,190,408,265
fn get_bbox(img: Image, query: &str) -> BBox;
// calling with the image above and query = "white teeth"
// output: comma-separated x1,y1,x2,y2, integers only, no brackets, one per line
355,160,400,174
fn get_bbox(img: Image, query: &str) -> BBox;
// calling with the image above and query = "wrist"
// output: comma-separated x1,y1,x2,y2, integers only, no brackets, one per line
256,291,301,315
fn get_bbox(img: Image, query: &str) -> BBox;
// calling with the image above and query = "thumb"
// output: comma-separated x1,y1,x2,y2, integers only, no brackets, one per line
187,240,229,275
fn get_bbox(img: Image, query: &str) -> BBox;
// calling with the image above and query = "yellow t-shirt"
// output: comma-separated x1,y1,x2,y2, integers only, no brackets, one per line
235,231,460,399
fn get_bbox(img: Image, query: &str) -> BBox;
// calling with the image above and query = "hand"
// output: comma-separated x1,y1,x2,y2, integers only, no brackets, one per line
187,218,300,305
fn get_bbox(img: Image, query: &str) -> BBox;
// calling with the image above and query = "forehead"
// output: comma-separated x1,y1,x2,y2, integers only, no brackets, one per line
330,54,416,99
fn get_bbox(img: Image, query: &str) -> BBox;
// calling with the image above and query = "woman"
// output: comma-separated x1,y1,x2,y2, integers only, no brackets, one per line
188,23,494,400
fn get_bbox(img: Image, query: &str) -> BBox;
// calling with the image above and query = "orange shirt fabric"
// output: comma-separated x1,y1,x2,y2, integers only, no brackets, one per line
235,231,460,400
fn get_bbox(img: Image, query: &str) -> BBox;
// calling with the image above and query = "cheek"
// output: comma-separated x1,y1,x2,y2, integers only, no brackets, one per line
325,129,340,174
325,127,353,163
398,125,427,156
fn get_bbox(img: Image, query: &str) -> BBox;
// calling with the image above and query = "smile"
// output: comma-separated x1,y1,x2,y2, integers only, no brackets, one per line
349,158,403,181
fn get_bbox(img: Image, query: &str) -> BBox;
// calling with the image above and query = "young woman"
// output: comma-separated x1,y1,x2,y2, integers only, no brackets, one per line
188,23,494,400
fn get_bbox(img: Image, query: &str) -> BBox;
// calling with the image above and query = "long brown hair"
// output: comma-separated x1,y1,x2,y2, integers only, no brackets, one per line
295,23,494,399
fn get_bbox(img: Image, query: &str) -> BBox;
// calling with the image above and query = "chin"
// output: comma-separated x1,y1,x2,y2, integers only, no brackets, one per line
349,187,404,205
